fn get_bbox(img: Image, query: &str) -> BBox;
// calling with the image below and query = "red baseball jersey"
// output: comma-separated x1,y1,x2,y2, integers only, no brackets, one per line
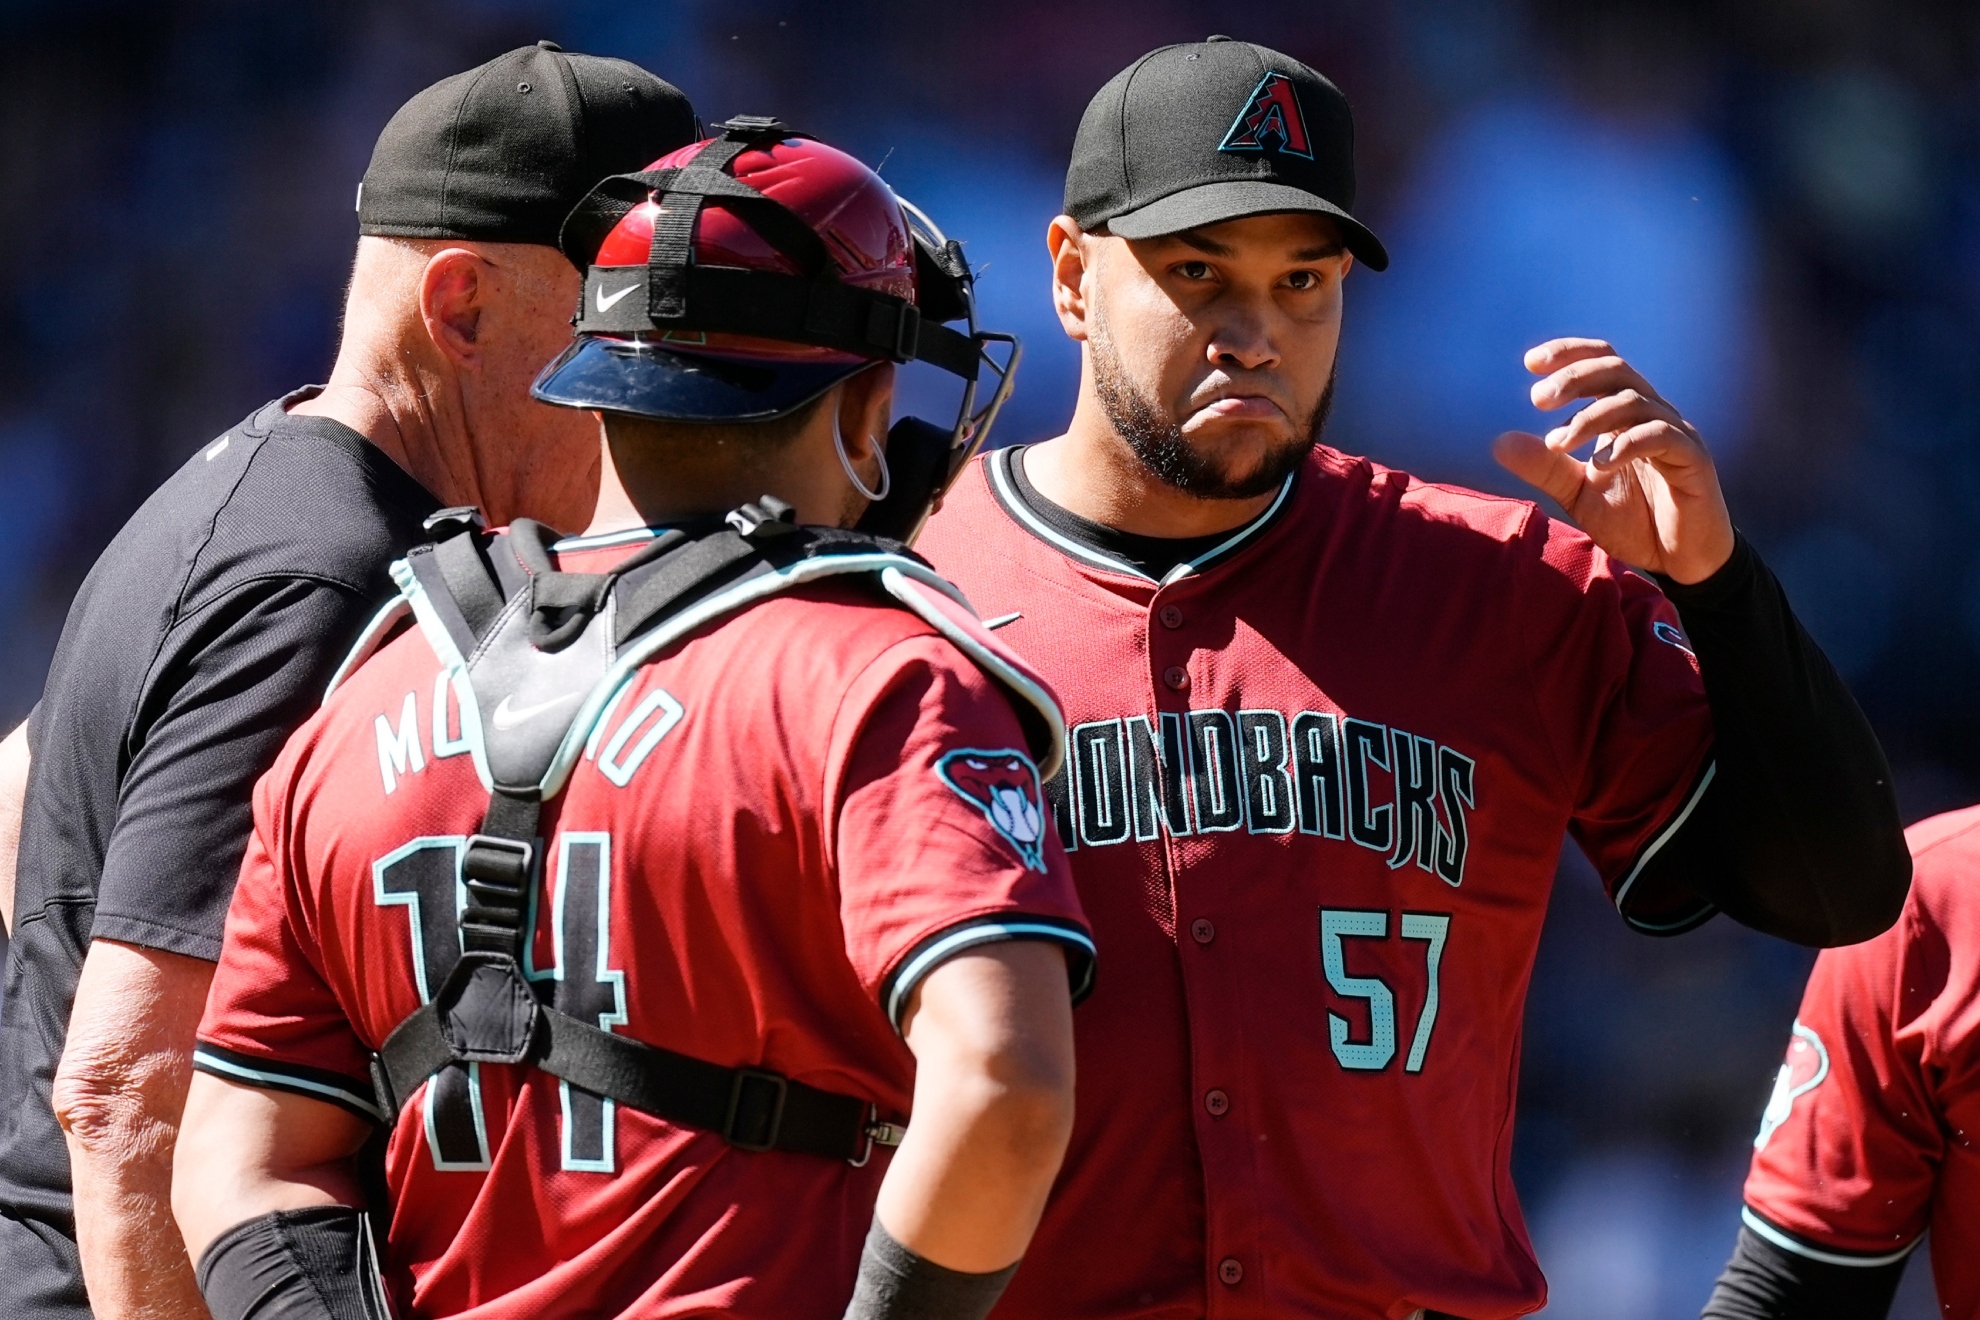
194,530,1092,1319
1742,805,1980,1309
915,445,1715,1320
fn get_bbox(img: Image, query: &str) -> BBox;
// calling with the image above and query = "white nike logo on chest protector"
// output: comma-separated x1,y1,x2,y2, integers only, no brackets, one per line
490,691,581,731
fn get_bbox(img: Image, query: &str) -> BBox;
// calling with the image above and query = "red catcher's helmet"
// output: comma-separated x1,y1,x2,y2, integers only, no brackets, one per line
532,117,1019,541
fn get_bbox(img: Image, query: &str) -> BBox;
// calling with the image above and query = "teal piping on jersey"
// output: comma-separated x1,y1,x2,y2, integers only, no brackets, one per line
391,547,1066,799
880,567,1066,781
325,526,670,701
1740,1206,1921,1268
986,446,1295,585
390,558,495,792
551,527,660,553
550,554,982,798
192,1046,385,1123
1611,760,1719,933
885,920,1098,1030
324,592,413,703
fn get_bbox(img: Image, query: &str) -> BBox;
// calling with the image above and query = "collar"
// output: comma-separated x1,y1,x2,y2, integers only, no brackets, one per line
985,445,1296,585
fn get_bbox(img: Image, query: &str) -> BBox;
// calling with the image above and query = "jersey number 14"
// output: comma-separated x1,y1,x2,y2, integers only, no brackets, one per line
373,832,628,1173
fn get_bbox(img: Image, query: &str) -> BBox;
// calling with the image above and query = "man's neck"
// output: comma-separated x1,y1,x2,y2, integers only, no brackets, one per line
1023,391,1281,539
289,361,462,508
583,462,665,536
583,446,780,536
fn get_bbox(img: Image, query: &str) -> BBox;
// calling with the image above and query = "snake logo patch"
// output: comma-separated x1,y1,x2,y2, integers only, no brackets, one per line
937,748,1049,873
1754,1020,1830,1151
1653,620,1697,658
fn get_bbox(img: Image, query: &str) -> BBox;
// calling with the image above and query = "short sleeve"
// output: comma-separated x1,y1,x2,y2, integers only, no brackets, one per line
1741,908,1938,1263
1518,515,1715,930
194,769,381,1122
828,634,1092,1030
93,577,380,960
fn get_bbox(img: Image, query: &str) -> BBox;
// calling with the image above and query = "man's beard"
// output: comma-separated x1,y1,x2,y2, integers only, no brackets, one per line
1091,318,1333,500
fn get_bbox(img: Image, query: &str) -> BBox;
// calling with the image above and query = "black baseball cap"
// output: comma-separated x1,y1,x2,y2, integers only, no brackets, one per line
1065,36,1388,271
357,41,698,257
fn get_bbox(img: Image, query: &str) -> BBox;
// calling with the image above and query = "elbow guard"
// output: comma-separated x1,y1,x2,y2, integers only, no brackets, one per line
196,1206,392,1320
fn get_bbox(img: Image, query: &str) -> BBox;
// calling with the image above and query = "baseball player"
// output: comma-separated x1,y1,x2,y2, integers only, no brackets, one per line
0,44,698,1320
171,124,1093,1320
913,37,1912,1319
1702,807,1980,1319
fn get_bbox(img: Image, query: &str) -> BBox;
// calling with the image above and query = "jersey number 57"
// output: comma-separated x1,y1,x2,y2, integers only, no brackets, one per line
1319,908,1450,1073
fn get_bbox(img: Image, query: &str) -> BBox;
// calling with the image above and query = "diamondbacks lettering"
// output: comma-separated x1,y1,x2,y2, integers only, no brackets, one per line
1047,707,1476,886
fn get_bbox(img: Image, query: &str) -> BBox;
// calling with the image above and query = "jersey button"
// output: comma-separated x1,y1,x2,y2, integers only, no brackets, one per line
1219,1257,1244,1285
1204,1088,1229,1116
1163,665,1190,691
1159,604,1184,629
1190,918,1215,944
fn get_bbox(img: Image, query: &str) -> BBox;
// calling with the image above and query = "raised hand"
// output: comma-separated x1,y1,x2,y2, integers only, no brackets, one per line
1491,338,1736,585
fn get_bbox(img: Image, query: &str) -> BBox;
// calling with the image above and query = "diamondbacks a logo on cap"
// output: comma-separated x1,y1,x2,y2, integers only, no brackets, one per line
1219,71,1313,159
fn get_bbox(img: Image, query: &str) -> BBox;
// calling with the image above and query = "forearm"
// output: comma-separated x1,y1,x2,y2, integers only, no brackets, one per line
0,719,30,934
1656,535,1910,945
877,943,1075,1272
55,941,217,1320
174,1076,376,1320
67,1133,208,1320
844,943,1075,1320
172,1075,367,1264
873,1056,1071,1272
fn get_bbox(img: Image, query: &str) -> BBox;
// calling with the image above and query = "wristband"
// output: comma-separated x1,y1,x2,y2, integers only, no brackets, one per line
842,1215,1020,1320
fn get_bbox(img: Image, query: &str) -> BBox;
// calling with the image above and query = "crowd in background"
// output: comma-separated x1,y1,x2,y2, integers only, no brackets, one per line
1,1,1976,1314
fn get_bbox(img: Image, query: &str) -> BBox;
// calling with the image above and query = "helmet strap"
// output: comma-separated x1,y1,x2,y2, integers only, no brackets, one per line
832,412,892,504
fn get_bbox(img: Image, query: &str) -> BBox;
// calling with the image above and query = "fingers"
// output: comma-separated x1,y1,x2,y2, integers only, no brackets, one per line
1523,337,1675,416
1589,420,1706,475
1523,338,1615,374
1492,430,1586,508
1529,354,1672,413
1544,389,1691,456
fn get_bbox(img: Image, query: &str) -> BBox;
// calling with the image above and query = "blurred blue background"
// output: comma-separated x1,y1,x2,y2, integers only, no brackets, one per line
1,1,1974,1313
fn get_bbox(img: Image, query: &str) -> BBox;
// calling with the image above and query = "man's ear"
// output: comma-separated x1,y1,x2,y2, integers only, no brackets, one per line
419,248,492,366
837,361,896,466
1048,216,1092,343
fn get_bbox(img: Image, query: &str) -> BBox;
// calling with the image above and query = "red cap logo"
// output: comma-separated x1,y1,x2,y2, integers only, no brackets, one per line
1219,72,1313,160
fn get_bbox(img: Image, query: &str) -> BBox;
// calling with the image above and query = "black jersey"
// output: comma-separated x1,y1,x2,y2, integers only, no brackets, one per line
0,387,436,1316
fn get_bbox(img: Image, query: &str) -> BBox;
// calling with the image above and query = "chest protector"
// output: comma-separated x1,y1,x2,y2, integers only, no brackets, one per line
329,500,1064,1164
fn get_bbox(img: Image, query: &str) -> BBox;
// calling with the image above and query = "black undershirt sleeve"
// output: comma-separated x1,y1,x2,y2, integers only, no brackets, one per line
1700,1226,1908,1320
1638,534,1910,947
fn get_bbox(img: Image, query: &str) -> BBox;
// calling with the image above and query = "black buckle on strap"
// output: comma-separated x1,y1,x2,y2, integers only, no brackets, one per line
462,834,533,890
460,834,535,954
422,505,486,538
889,302,921,361
723,1068,789,1152
719,115,793,142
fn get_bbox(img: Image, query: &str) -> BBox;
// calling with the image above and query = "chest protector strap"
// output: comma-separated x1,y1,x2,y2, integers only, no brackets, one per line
357,500,1061,1164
